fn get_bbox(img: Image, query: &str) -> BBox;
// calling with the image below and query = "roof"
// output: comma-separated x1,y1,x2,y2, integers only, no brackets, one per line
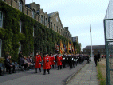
47,12,56,17
84,45,105,49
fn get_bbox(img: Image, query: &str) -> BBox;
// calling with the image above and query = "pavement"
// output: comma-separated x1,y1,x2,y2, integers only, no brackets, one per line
0,61,86,85
67,57,99,85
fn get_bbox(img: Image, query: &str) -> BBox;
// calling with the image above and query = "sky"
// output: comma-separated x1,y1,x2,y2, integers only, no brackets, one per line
26,0,109,50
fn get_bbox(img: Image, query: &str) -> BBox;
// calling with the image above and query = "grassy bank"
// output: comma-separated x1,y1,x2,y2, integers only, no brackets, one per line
97,59,106,85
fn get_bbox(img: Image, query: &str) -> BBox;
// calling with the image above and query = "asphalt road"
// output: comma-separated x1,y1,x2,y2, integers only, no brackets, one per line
0,61,86,85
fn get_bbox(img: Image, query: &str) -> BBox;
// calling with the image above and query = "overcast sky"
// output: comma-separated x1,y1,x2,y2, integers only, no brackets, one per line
26,0,109,50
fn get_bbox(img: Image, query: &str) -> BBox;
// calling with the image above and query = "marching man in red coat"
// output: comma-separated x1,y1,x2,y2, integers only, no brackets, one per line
57,54,63,70
43,53,50,75
50,53,55,68
48,54,52,69
35,52,42,73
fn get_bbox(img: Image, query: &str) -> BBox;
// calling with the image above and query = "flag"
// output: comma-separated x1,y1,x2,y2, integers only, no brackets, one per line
90,24,91,32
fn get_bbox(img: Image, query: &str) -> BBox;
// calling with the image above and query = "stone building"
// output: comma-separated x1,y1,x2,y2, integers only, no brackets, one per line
83,45,106,56
48,12,63,35
0,0,73,57
72,36,78,42
63,27,71,40
25,2,49,28
2,0,72,39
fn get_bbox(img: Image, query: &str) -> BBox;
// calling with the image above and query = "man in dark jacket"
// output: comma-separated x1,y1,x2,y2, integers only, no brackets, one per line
94,54,98,67
62,53,66,68
4,56,15,74
18,51,23,64
98,52,100,62
68,55,72,69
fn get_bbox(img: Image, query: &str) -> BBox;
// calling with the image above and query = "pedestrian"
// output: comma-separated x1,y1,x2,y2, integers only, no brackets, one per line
62,53,66,68
4,56,15,74
68,54,72,69
57,54,63,70
50,53,55,68
48,54,52,69
35,52,42,73
18,51,23,65
9,56,16,73
94,54,98,67
43,53,50,75
71,54,75,68
98,52,100,62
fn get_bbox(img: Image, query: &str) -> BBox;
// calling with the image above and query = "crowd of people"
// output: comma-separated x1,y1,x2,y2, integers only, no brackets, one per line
2,51,86,75
18,51,34,71
34,52,85,75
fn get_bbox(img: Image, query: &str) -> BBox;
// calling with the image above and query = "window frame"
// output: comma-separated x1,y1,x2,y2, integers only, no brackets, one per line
32,10,35,19
0,39,2,57
19,0,23,12
0,11,3,28
54,24,55,31
41,15,43,24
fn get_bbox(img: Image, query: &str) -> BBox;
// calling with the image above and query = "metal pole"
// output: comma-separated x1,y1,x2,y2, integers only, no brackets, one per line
104,20,110,85
90,24,92,57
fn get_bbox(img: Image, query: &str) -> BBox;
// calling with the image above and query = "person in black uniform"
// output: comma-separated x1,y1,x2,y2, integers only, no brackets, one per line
72,54,75,68
62,53,66,68
94,54,98,67
98,52,100,62
68,55,72,69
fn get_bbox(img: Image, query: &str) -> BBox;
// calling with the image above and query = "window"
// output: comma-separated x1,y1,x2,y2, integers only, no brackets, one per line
33,27,34,37
59,28,60,33
32,10,35,19
41,15,43,24
54,24,55,31
0,39,2,57
19,0,23,12
51,22,52,28
57,27,58,32
0,11,3,28
45,18,47,26
20,21,22,32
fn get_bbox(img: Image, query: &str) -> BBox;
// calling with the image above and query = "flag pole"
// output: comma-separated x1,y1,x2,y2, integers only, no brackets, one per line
90,24,92,57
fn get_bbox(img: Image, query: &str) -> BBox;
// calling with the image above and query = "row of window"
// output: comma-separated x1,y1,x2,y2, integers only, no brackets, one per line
0,11,34,36
41,15,48,26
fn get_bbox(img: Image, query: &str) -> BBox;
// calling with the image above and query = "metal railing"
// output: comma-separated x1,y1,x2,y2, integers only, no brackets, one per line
104,0,113,84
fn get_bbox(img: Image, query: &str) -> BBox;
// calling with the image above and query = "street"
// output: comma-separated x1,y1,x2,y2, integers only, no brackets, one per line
0,61,86,85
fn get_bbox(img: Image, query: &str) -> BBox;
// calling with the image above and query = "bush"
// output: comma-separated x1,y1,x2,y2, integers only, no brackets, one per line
0,57,5,64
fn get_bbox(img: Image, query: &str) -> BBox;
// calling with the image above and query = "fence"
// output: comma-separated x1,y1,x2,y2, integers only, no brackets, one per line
104,0,113,85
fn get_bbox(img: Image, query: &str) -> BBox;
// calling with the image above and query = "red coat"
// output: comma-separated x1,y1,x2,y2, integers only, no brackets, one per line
35,55,42,68
51,56,55,65
49,56,52,65
57,56,63,66
49,56,51,69
43,56,50,69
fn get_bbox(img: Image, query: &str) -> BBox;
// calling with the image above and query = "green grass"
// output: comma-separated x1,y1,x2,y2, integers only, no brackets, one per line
97,64,106,85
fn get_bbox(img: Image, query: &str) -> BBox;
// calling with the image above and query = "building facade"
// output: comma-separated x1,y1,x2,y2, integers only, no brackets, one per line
72,36,78,42
0,0,73,57
48,12,63,35
83,45,106,56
